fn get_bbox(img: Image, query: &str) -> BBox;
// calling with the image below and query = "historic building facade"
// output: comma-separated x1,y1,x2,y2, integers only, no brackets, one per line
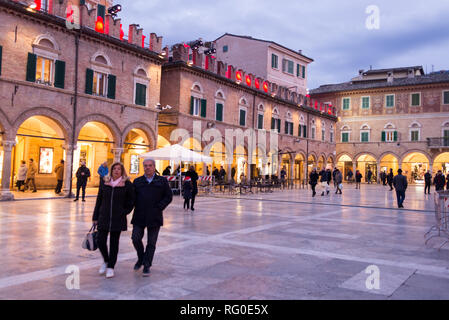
310,66,449,184
0,0,164,200
214,33,312,96
159,45,337,184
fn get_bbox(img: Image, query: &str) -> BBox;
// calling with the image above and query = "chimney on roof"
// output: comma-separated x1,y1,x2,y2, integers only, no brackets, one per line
408,68,415,78
359,69,364,75
298,50,302,54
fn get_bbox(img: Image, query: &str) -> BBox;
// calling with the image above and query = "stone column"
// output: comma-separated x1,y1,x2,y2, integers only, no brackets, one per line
303,160,308,188
112,148,124,163
0,141,16,201
62,144,76,197
353,162,357,176
227,163,232,182
202,162,207,177
377,161,381,184
246,160,251,183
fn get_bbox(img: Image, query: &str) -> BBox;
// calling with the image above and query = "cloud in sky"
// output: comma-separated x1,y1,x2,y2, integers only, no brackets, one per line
117,0,449,89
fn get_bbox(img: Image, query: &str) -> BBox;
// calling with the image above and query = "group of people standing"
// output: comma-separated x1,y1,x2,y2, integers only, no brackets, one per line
309,167,343,197
92,158,173,279
15,159,38,193
425,170,449,193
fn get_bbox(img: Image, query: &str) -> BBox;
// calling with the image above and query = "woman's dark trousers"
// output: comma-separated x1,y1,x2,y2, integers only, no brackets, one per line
97,230,121,269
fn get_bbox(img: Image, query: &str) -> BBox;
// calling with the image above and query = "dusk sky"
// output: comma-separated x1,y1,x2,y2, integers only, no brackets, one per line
118,0,449,89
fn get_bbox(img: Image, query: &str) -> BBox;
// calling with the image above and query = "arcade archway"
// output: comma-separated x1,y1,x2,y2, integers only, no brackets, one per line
402,152,430,183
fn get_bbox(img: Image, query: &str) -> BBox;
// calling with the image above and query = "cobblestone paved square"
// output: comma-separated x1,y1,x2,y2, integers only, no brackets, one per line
0,184,448,300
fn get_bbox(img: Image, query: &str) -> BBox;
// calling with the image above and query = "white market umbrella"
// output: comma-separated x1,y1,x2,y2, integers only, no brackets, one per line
139,144,212,163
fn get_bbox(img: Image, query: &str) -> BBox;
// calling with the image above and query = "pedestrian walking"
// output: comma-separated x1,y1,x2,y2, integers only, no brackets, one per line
332,167,338,187
219,166,226,182
74,161,91,202
131,158,173,276
424,170,432,194
54,160,64,194
16,160,27,192
434,170,446,191
182,178,192,210
381,171,387,186
355,170,362,189
92,162,135,279
319,168,330,196
367,169,373,184
185,166,199,211
97,161,109,187
347,169,353,184
162,166,171,176
334,168,343,194
309,168,319,197
25,158,37,192
393,169,408,208
280,167,287,189
387,169,394,191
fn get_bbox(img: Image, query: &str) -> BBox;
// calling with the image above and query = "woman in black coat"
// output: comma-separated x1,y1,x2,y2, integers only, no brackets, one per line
92,162,135,278
185,166,199,211
309,168,319,197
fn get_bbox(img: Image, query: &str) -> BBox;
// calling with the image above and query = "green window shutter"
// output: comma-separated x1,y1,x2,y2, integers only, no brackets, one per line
271,117,275,130
26,53,37,82
239,109,246,126
54,60,66,89
302,66,305,78
0,46,2,76
85,68,93,94
412,93,420,106
289,123,293,135
271,54,275,68
80,0,85,5
97,4,105,19
381,131,386,142
297,64,300,77
201,99,207,118
444,91,449,104
285,121,288,134
135,83,146,106
258,114,263,129
298,124,302,137
190,96,194,115
277,119,281,133
216,103,223,121
342,133,348,142
394,131,398,142
107,74,116,99
303,125,307,138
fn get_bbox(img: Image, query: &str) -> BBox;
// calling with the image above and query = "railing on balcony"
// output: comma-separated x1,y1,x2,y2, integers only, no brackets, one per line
427,137,449,148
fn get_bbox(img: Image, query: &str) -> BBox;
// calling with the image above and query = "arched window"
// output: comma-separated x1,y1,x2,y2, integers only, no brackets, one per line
271,107,281,132
134,66,150,107
360,124,370,142
341,124,351,143
257,104,265,130
190,82,205,117
30,35,61,87
215,89,226,122
239,97,248,127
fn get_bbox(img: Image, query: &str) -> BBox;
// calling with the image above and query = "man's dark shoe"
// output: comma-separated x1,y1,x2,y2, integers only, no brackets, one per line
321,192,324,196
191,207,195,211
142,266,150,277
134,261,143,271
82,199,86,202
326,190,329,195
74,198,79,202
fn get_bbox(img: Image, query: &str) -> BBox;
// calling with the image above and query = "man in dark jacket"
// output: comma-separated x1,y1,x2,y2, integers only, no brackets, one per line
424,170,432,194
74,161,90,202
131,158,172,276
219,166,226,182
393,169,408,208
367,169,373,184
434,170,446,191
185,166,199,211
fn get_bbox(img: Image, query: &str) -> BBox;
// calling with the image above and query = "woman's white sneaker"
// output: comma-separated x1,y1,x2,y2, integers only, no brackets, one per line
99,263,107,275
105,268,115,278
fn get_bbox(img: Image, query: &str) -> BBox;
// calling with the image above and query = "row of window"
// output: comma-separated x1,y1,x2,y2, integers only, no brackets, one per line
189,95,335,142
340,129,449,143
20,51,149,106
340,92,449,110
271,54,306,78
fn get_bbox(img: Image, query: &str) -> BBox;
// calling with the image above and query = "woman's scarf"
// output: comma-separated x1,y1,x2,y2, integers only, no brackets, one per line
109,176,123,188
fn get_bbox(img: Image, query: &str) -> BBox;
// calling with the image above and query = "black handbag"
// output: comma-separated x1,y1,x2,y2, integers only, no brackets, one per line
82,225,98,251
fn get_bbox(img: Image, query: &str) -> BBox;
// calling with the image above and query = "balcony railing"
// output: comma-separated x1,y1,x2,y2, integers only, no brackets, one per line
427,137,449,148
